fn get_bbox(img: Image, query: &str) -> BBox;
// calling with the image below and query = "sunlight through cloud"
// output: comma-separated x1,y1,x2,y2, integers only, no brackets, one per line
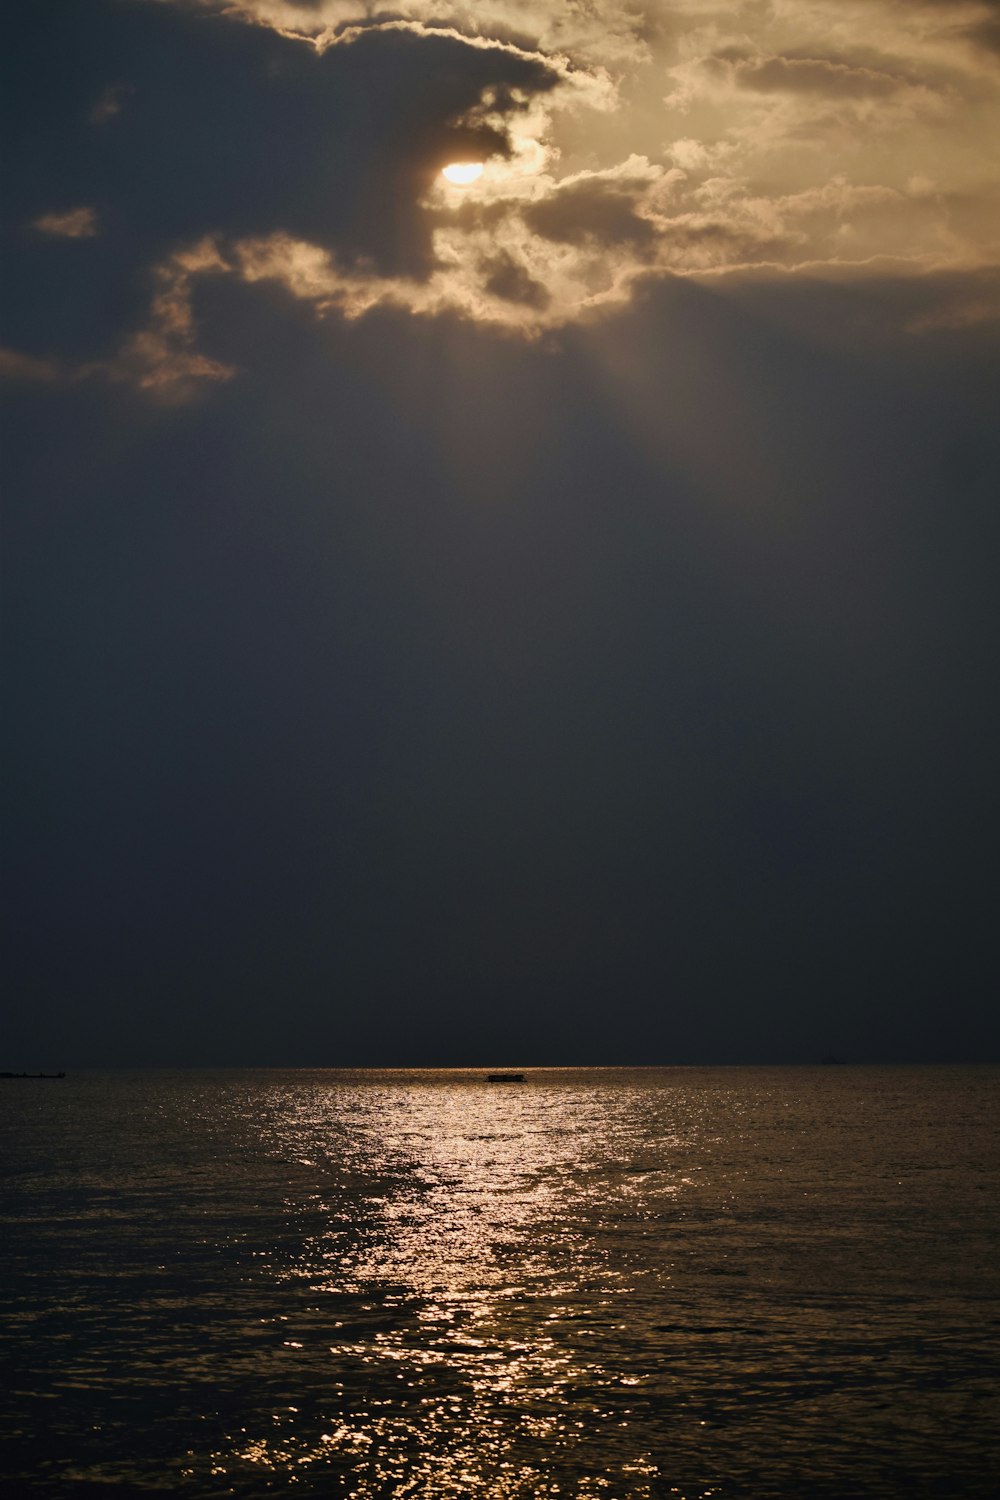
442,162,485,185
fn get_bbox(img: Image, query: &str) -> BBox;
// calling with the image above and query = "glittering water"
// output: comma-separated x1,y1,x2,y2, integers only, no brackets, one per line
2,1068,998,1498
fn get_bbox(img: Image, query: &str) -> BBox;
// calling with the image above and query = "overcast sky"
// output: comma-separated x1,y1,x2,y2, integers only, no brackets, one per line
3,0,999,1066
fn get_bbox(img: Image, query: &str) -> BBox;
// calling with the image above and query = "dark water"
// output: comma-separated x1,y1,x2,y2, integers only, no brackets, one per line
2,1067,998,1498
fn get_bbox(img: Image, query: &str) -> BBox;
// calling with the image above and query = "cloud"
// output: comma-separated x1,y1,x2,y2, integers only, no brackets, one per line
0,347,63,383
902,266,1000,328
105,240,236,400
184,0,655,70
89,83,130,124
480,250,551,308
708,48,930,101
2,0,999,395
220,152,690,332
913,0,1000,55
522,164,664,251
31,206,100,239
666,43,952,136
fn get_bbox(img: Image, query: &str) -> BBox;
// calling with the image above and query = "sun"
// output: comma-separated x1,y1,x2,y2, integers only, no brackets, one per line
441,162,484,186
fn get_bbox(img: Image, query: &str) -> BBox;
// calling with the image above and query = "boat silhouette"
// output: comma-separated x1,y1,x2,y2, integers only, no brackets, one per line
0,1071,66,1079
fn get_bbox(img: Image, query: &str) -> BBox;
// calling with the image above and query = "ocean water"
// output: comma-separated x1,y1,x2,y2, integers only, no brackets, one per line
2,1067,998,1498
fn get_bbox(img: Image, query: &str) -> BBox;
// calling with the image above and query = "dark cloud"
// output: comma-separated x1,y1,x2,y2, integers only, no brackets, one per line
916,0,1000,52
481,250,551,307
970,15,1000,52
655,218,793,266
709,46,915,98
0,0,559,363
523,176,658,249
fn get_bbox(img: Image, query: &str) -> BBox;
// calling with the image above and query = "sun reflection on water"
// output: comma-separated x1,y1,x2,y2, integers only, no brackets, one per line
205,1076,689,1495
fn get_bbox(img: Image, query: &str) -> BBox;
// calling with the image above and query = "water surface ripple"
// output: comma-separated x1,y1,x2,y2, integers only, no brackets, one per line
2,1067,998,1497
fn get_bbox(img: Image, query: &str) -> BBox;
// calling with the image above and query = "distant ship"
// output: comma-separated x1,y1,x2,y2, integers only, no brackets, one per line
487,1072,525,1083
0,1071,66,1079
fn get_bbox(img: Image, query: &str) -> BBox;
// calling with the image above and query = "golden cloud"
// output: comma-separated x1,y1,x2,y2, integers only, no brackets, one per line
7,0,997,396
32,206,100,239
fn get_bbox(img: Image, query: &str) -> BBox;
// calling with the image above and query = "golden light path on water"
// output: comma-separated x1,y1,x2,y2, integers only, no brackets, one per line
204,1074,693,1497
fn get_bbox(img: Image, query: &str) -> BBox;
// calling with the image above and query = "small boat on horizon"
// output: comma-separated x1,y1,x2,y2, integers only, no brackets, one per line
487,1072,526,1083
0,1071,66,1080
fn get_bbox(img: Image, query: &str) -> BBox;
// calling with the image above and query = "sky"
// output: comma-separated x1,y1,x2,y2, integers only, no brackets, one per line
2,0,999,1067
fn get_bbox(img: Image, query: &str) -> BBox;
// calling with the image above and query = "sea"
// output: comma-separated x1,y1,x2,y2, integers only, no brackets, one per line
2,1067,998,1498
